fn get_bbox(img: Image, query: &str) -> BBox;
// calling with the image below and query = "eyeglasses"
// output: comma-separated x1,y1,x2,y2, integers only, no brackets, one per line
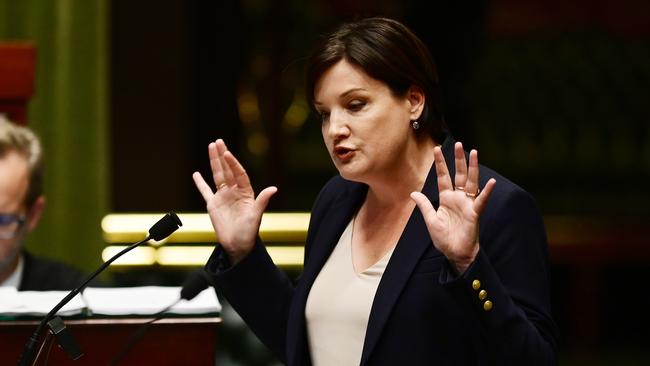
0,213,26,240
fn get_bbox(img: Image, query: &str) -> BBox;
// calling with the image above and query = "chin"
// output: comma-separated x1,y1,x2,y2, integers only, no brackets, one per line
335,165,367,183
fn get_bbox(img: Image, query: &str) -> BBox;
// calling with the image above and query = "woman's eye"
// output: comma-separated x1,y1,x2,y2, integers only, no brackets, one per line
348,101,366,111
319,111,330,122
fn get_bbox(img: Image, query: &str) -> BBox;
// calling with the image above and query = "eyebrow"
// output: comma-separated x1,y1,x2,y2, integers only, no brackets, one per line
314,88,366,106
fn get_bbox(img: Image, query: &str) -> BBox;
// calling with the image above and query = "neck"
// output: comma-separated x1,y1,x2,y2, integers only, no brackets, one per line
365,137,436,208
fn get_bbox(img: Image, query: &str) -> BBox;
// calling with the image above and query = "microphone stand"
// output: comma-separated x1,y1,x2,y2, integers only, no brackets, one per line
17,212,182,366
109,269,211,365
108,298,180,365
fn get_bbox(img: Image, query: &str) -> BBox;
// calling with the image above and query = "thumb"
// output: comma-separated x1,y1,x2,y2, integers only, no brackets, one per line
255,186,278,213
410,192,436,217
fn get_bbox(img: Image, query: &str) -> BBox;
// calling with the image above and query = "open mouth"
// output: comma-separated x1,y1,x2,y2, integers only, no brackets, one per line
334,146,355,161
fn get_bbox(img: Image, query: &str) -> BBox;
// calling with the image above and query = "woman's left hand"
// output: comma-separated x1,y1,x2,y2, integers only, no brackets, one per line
411,142,496,275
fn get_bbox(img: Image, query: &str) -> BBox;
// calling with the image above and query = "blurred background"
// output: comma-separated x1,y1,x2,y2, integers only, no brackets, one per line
1,0,649,365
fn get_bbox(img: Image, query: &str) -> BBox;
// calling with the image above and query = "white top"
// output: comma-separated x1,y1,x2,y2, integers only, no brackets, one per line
0,254,24,288
305,217,395,366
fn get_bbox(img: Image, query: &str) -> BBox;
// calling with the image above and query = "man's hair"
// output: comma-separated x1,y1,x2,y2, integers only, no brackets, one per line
0,116,44,208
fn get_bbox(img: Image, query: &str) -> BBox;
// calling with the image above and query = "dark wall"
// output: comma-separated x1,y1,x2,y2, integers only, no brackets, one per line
111,1,245,212
110,1,650,364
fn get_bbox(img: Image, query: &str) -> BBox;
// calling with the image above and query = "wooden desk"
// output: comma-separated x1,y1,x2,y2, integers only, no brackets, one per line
0,317,221,365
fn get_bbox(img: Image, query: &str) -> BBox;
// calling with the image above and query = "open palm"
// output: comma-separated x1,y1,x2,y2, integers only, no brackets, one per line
193,139,277,263
411,142,496,274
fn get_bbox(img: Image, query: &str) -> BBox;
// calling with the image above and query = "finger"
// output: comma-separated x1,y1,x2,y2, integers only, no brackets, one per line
454,142,467,189
473,178,496,215
216,140,236,186
192,171,214,202
434,146,453,192
209,141,226,187
410,191,436,219
255,186,278,213
465,149,479,195
223,150,251,188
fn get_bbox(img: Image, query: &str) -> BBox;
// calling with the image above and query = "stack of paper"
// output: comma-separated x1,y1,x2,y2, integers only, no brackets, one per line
83,287,221,315
0,287,86,317
0,286,220,317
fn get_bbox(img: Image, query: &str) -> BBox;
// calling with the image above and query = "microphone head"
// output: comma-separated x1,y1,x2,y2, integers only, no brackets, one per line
148,212,183,241
180,269,211,300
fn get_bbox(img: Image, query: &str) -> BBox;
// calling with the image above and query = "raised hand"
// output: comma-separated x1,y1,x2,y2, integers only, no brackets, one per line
193,139,277,264
411,142,496,275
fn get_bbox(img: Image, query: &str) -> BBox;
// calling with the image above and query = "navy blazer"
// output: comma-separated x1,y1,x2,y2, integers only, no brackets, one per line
206,136,559,365
18,251,88,291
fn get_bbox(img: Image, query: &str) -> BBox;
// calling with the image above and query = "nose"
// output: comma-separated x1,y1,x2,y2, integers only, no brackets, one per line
325,110,350,140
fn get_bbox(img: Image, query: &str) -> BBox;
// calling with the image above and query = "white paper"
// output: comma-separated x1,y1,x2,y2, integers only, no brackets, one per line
169,288,222,315
0,287,86,316
82,286,221,316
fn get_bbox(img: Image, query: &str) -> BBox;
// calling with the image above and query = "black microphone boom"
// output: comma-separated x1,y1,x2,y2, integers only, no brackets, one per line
17,212,183,366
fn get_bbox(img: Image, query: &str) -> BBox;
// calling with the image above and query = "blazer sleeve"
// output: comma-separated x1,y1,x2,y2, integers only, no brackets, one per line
204,178,339,363
439,186,559,365
205,240,294,362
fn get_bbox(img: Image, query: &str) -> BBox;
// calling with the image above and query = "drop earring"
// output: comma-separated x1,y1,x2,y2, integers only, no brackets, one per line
411,120,420,130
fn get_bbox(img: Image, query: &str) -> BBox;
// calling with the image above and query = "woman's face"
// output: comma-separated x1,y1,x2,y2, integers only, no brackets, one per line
314,59,422,183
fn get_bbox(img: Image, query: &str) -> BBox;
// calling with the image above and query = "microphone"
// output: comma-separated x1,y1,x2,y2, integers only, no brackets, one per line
109,269,213,365
180,268,212,300
17,212,183,366
148,212,183,241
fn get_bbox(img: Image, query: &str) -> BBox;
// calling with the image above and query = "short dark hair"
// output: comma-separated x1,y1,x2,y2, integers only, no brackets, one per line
306,17,447,142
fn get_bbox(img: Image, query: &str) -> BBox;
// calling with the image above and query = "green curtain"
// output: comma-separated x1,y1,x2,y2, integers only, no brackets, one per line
0,0,109,272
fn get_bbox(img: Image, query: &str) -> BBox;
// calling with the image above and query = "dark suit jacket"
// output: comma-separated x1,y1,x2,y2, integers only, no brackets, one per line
206,136,559,365
19,250,87,291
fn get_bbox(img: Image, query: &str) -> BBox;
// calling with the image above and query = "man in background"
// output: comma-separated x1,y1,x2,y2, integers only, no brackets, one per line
0,116,86,290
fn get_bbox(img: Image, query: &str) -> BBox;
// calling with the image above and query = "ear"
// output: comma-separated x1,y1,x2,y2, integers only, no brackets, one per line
26,195,46,232
406,86,425,121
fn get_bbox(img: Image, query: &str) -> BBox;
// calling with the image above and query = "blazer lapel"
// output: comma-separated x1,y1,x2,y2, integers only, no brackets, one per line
360,136,456,365
301,182,367,286
287,181,368,366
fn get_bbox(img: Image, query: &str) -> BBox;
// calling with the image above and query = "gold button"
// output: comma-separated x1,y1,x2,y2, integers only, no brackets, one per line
483,300,493,311
472,280,481,290
479,290,487,300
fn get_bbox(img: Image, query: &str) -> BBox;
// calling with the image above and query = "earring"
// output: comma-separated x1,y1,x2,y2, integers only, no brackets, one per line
411,120,420,130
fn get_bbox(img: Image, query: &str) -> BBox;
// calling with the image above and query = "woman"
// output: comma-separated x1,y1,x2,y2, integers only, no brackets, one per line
194,17,558,365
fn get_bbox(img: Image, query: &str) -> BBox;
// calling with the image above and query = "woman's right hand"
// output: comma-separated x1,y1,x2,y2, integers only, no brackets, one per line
192,139,277,264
